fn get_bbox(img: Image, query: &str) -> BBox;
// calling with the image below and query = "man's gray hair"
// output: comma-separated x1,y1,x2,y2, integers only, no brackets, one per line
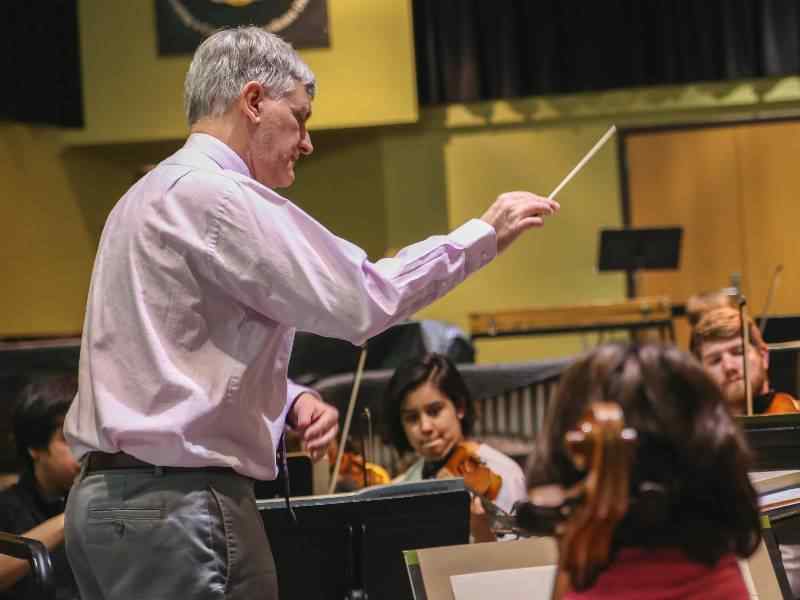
184,26,316,126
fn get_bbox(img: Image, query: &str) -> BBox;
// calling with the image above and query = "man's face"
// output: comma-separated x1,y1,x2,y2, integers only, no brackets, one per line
700,336,769,414
32,425,80,497
250,81,313,189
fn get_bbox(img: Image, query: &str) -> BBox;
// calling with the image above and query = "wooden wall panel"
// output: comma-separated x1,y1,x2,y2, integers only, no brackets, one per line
624,119,800,346
626,127,747,302
734,122,800,316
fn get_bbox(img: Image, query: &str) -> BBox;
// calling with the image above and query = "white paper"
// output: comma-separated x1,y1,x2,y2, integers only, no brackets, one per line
450,565,556,600
738,559,759,599
760,487,800,507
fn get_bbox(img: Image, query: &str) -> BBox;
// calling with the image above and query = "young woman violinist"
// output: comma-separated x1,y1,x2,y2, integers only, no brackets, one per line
526,343,761,600
385,353,527,541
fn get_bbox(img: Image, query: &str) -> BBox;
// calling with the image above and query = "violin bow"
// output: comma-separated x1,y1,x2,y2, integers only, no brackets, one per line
360,407,372,489
328,345,368,494
758,264,783,335
738,295,754,416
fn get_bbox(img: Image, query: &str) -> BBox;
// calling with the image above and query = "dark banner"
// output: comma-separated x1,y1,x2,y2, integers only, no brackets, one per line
155,0,329,55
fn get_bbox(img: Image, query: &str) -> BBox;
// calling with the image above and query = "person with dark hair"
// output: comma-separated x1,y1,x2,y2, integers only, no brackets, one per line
690,306,799,415
527,343,761,599
386,353,526,541
0,376,80,600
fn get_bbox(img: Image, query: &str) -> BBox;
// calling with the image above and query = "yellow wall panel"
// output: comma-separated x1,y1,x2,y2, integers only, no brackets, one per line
414,123,627,362
625,120,800,349
0,126,94,335
63,0,418,146
627,127,747,300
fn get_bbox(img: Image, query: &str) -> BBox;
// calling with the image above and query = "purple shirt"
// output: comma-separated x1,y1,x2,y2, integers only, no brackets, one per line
64,133,496,480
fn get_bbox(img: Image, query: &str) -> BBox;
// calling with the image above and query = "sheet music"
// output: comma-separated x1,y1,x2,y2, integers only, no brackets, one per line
739,559,760,599
450,566,556,600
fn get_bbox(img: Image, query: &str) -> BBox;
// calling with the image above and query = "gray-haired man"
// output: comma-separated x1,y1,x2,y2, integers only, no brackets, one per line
64,26,559,599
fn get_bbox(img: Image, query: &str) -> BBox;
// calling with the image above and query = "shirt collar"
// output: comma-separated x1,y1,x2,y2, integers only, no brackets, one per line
184,133,252,179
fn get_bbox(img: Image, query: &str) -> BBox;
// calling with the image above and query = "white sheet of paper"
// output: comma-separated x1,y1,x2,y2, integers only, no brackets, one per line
739,559,759,599
450,565,556,600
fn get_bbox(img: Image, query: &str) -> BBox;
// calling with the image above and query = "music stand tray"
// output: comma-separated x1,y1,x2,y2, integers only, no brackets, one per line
258,479,470,600
598,227,682,297
598,227,682,272
739,413,800,471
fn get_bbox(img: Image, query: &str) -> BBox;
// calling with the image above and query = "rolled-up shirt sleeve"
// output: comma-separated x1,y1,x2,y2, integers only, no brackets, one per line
283,379,321,427
195,176,496,346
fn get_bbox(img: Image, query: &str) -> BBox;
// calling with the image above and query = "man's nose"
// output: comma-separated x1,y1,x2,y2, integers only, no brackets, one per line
299,131,313,156
722,354,741,373
419,414,434,432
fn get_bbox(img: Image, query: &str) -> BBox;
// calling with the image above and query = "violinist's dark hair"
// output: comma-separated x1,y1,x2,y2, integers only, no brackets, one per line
384,353,475,453
14,375,77,472
527,343,761,566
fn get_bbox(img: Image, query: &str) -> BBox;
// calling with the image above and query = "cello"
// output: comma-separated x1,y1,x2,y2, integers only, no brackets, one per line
512,401,638,599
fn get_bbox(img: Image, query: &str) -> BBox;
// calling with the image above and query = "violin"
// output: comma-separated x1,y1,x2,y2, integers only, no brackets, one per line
762,391,800,415
328,440,390,491
438,441,503,501
338,451,390,488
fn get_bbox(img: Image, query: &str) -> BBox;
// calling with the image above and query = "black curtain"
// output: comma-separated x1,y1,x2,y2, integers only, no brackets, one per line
413,0,800,106
3,1,800,125
1,1,83,127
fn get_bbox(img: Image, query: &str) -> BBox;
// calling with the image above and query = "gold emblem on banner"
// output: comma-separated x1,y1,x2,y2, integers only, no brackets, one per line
210,0,259,6
168,0,311,35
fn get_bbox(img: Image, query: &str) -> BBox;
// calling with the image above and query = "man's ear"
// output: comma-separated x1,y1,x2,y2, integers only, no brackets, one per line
240,81,266,123
761,347,770,370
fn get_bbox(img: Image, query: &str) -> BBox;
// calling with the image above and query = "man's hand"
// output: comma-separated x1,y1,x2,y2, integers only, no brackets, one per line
480,192,559,254
288,393,339,462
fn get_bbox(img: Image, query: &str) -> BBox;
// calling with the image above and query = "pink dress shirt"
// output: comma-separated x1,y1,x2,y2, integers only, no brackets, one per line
64,133,497,480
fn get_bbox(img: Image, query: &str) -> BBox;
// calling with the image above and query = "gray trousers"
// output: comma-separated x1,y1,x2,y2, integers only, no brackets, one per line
65,462,278,600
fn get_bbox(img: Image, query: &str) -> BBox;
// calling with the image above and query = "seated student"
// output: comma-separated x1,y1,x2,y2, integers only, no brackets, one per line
385,353,527,542
692,306,800,597
527,343,761,599
0,376,81,600
690,306,799,415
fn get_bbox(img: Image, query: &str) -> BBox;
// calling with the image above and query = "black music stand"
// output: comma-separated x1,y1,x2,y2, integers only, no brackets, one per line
760,507,799,600
738,413,800,471
254,453,314,499
258,479,470,600
598,227,683,297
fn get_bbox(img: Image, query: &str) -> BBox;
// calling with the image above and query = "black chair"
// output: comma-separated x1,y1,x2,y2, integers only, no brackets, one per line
0,531,55,599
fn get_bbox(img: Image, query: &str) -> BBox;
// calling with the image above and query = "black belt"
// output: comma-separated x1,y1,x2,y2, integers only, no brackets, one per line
84,451,236,475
